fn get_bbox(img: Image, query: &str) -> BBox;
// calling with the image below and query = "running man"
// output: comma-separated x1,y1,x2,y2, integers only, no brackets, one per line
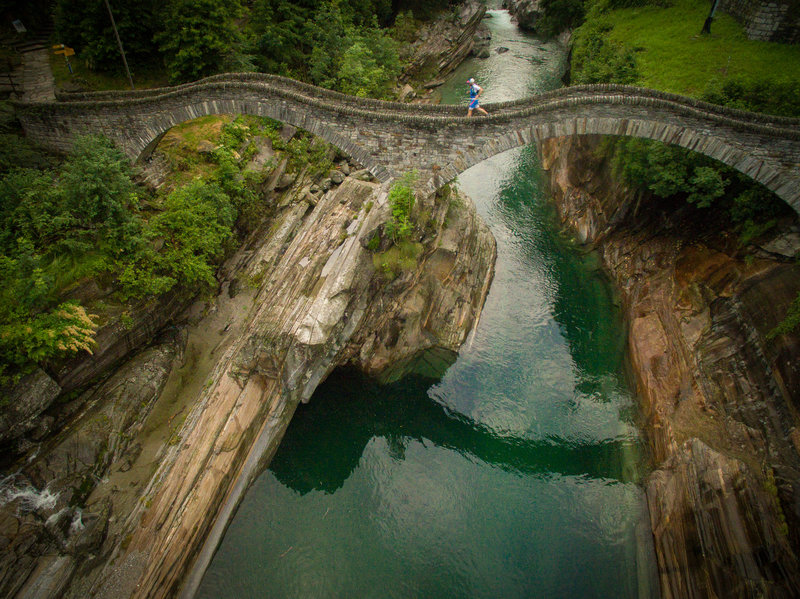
467,77,488,117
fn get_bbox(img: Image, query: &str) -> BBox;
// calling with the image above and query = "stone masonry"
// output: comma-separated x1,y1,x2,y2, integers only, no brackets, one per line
720,0,800,44
12,72,800,213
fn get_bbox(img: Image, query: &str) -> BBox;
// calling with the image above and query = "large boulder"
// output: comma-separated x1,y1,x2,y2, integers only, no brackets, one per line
244,136,275,173
503,0,542,31
25,338,183,498
330,170,346,185
0,370,61,448
399,84,416,102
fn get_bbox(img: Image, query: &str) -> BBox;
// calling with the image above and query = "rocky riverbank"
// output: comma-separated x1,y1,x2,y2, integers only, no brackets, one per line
541,135,800,598
0,4,509,595
502,0,541,32
398,0,490,100
0,139,495,598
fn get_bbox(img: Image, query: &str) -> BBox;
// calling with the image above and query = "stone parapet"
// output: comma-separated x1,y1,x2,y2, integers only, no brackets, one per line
13,76,800,213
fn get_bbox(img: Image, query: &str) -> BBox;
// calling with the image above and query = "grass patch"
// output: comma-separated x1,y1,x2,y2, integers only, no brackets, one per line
49,52,169,91
592,0,800,96
372,241,423,280
157,114,232,172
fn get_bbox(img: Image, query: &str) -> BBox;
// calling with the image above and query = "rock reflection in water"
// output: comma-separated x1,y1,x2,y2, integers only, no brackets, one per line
270,369,646,496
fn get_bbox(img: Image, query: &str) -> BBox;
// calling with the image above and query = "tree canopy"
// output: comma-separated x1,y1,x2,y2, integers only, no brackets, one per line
53,0,449,96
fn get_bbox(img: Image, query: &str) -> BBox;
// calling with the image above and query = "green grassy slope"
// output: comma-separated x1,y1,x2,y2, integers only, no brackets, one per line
593,0,800,96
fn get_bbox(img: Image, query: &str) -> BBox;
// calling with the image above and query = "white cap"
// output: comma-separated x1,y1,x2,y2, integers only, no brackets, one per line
467,78,475,84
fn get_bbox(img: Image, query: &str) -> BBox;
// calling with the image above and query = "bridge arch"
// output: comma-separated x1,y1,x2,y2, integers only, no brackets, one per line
430,115,795,208
13,75,800,214
124,98,390,181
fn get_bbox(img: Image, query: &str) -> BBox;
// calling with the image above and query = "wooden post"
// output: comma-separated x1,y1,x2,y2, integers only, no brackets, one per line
104,0,135,89
701,0,720,34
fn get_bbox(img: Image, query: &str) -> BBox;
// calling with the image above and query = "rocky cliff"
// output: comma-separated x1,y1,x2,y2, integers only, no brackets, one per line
1,156,495,597
502,0,542,31
399,0,489,93
542,135,800,598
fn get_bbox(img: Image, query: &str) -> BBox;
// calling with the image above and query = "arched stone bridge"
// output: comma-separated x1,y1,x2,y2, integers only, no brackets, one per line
13,73,800,213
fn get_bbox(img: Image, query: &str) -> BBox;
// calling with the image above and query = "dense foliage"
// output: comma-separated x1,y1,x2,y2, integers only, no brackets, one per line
255,0,402,98
384,171,417,242
604,137,791,241
156,0,248,83
119,180,235,297
52,0,450,97
0,113,337,384
0,135,141,384
570,19,639,84
701,78,800,118
54,0,163,73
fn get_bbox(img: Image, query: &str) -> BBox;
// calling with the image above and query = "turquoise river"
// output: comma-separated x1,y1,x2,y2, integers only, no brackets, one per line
198,9,660,599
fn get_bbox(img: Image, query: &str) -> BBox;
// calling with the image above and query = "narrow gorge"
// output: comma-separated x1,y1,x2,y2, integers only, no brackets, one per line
1,105,495,599
2,1,799,598
542,134,800,597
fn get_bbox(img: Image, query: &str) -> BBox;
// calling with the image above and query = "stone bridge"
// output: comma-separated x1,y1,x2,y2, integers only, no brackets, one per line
13,73,800,212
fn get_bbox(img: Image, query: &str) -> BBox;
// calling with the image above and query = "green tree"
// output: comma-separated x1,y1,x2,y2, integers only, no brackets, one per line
607,137,789,242
390,10,418,41
119,180,235,298
338,30,400,98
686,166,725,208
58,135,139,242
309,2,349,89
250,0,315,76
702,77,800,118
306,3,400,98
384,171,417,242
0,135,141,268
611,139,726,207
344,0,393,26
571,21,639,84
156,0,246,83
0,168,60,255
54,0,162,73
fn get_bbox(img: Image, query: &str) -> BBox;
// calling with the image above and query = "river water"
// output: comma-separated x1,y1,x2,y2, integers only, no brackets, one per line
197,10,659,599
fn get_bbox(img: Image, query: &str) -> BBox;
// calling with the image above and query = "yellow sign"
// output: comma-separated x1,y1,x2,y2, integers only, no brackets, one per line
54,48,75,57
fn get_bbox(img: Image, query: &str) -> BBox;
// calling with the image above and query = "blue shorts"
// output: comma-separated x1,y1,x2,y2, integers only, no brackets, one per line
469,98,480,109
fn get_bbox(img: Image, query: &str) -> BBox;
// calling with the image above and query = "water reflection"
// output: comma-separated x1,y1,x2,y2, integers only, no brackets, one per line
271,369,646,495
490,146,628,390
433,145,639,445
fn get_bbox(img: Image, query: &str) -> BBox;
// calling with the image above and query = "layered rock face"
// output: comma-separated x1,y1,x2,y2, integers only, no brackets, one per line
542,135,800,598
1,162,495,598
0,331,185,598
0,292,191,455
400,0,489,88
